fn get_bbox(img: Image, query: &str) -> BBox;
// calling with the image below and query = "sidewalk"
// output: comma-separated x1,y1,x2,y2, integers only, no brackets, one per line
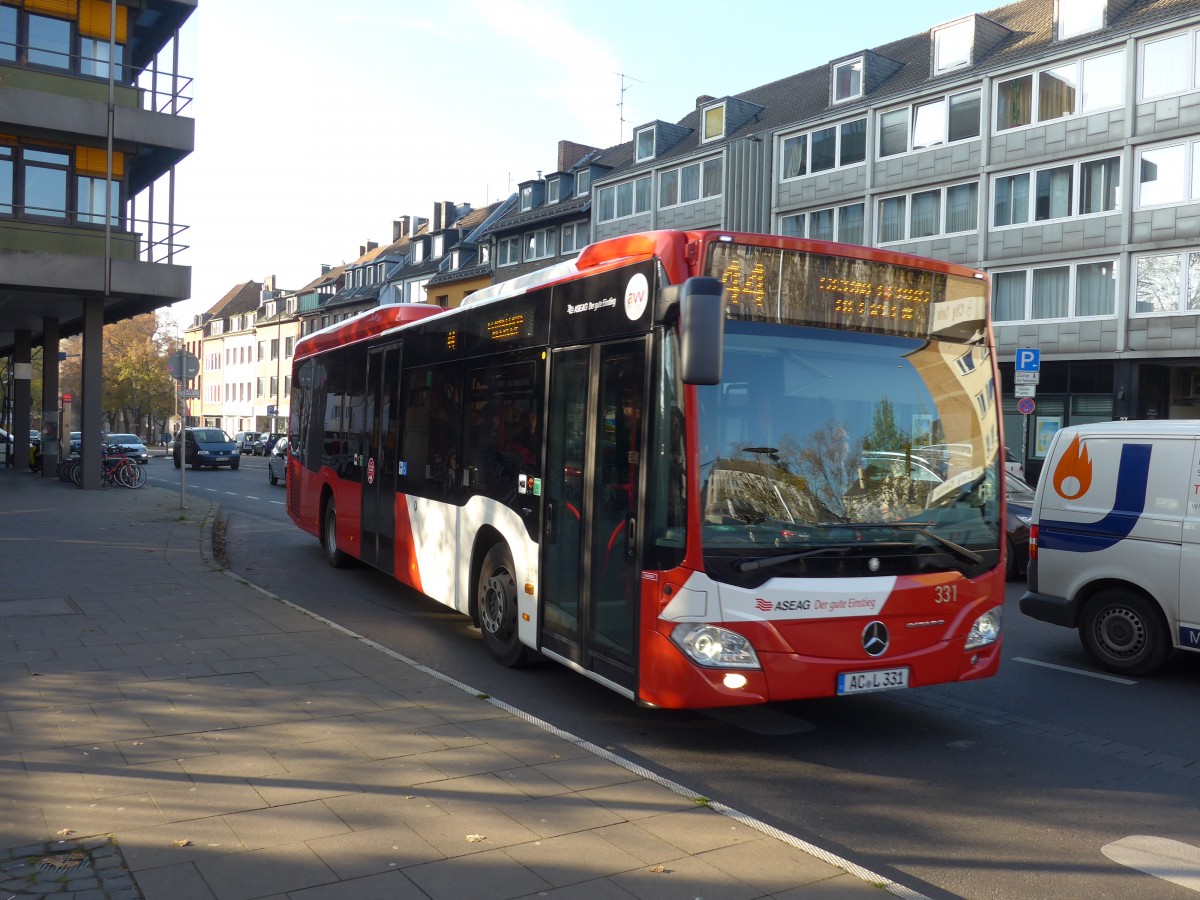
0,466,925,900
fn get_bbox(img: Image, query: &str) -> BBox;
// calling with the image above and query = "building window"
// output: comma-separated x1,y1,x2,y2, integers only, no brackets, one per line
0,146,12,215
285,336,295,357
0,6,14,63
28,13,71,71
992,259,1117,322
576,169,590,195
77,175,119,226
1134,250,1200,315
833,57,863,103
780,213,803,237
80,37,124,80
497,236,521,267
836,202,864,244
635,126,655,161
24,149,69,220
561,221,588,254
658,158,722,208
786,202,864,243
1140,29,1197,100
1136,140,1200,208
520,185,533,211
547,177,560,203
878,88,980,158
597,176,652,222
432,234,444,257
270,339,279,360
934,19,973,73
780,118,866,179
879,181,978,242
702,103,725,142
996,49,1123,130
524,226,557,262
1058,0,1104,40
993,155,1119,226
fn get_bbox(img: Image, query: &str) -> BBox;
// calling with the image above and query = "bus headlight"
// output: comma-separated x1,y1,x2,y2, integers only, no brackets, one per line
965,606,1002,650
670,624,761,669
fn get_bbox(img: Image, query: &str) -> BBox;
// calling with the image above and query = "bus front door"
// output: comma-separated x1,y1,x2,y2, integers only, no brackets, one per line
362,343,401,573
541,340,646,694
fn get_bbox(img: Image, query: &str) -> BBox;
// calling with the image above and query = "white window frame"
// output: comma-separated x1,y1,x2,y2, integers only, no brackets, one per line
789,202,865,243
990,258,1119,323
702,102,725,142
520,185,534,211
833,56,864,104
524,226,558,262
635,126,656,161
1131,249,1200,316
877,181,980,243
876,88,981,159
994,47,1124,132
547,177,561,204
576,169,590,196
1139,28,1199,101
1057,0,1105,41
934,19,973,74
1135,139,1200,209
658,156,723,209
778,117,867,180
497,236,521,267
596,175,652,222
561,221,588,254
432,234,444,257
991,153,1120,228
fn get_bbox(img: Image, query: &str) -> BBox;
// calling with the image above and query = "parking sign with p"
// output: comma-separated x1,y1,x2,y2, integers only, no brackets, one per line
1016,348,1041,372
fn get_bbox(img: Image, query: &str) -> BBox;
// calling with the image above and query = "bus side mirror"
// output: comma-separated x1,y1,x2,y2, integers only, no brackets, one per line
672,276,724,385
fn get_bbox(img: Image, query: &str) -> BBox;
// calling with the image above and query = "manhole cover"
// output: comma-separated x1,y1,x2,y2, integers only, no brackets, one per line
37,852,90,871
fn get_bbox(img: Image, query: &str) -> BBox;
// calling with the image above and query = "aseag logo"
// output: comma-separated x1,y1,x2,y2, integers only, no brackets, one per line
1053,435,1093,500
624,273,649,321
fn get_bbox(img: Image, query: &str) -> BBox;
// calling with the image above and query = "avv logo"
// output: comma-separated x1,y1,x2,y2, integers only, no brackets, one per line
1182,626,1200,649
1039,442,1152,553
624,273,649,321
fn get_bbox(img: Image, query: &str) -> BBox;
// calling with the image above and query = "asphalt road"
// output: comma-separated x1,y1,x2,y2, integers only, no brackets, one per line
146,453,1200,900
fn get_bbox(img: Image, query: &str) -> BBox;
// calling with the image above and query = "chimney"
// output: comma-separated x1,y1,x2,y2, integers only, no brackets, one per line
393,216,411,241
321,264,331,275
433,201,456,232
359,241,378,257
696,94,716,108
558,140,599,172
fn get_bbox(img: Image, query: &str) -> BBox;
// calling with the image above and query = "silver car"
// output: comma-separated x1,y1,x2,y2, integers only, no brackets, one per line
105,433,150,464
267,436,288,486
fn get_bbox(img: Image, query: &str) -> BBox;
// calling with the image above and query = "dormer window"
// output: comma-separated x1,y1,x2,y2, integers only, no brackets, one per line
412,242,425,264
547,177,561,204
635,126,656,161
702,103,725,142
576,169,591,195
449,249,461,268
833,57,864,103
433,234,444,257
520,185,533,211
1057,0,1104,40
934,19,973,73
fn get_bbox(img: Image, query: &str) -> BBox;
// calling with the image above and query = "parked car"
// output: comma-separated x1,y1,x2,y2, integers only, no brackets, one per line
69,431,82,455
173,427,240,470
253,431,284,456
267,436,288,486
1004,471,1035,580
1005,447,1025,481
232,431,257,454
105,433,149,464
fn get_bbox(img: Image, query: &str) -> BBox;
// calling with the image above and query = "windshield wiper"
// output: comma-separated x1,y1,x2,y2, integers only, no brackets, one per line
735,547,838,573
844,522,983,565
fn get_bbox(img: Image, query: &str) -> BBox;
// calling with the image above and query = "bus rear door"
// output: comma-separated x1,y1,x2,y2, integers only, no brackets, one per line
363,342,402,573
541,339,646,694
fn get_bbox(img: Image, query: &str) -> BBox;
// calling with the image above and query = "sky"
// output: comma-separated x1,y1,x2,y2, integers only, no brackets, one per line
168,0,991,328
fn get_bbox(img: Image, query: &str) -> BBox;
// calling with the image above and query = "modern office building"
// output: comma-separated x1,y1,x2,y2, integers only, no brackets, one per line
0,0,195,485
575,0,1199,482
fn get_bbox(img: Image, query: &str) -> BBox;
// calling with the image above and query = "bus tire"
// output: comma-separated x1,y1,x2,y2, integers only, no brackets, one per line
478,543,533,668
1078,587,1171,676
322,497,351,568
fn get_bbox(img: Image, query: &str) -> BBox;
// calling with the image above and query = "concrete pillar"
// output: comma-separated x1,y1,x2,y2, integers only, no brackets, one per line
80,298,104,490
12,330,31,470
41,318,61,477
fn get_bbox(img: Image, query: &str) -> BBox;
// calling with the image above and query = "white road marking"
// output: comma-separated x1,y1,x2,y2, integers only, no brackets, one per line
1011,656,1136,684
1103,836,1200,891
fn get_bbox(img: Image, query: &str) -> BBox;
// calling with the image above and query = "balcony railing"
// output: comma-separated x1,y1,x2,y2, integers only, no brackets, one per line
0,205,189,266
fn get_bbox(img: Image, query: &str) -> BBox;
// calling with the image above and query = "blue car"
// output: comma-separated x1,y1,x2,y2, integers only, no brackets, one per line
173,427,240,470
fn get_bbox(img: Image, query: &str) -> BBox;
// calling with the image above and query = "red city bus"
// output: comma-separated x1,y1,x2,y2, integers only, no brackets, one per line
286,229,1003,708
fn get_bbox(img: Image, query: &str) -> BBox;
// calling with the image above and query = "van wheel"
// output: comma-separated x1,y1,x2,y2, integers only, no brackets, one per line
1079,588,1171,676
478,543,533,668
1005,538,1019,581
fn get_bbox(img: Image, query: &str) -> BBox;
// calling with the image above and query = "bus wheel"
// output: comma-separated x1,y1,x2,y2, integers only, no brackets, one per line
1079,588,1170,676
478,543,532,667
322,498,351,568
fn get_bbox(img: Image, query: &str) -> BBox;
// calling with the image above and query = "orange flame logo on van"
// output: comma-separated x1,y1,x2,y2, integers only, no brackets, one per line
1052,435,1092,500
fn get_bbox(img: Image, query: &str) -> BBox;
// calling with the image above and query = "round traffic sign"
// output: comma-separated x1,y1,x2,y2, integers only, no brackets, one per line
1017,397,1036,415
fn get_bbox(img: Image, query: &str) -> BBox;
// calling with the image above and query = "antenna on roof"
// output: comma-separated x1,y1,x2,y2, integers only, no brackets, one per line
617,72,644,143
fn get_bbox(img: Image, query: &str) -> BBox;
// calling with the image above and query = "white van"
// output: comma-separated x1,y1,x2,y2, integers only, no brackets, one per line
1020,420,1200,675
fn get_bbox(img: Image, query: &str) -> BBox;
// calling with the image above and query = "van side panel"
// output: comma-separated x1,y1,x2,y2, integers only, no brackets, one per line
1177,440,1200,648
1034,433,1185,634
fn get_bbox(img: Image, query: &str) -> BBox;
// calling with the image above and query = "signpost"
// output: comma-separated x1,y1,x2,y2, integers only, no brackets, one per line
167,350,199,510
1015,348,1040,478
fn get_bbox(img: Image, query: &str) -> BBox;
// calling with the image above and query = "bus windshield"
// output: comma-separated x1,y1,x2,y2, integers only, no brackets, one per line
696,321,1002,579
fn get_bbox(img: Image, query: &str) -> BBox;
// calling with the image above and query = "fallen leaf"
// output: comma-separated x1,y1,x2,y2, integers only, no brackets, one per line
131,741,144,747
55,828,74,837
649,865,666,873
170,839,192,848
465,834,487,843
